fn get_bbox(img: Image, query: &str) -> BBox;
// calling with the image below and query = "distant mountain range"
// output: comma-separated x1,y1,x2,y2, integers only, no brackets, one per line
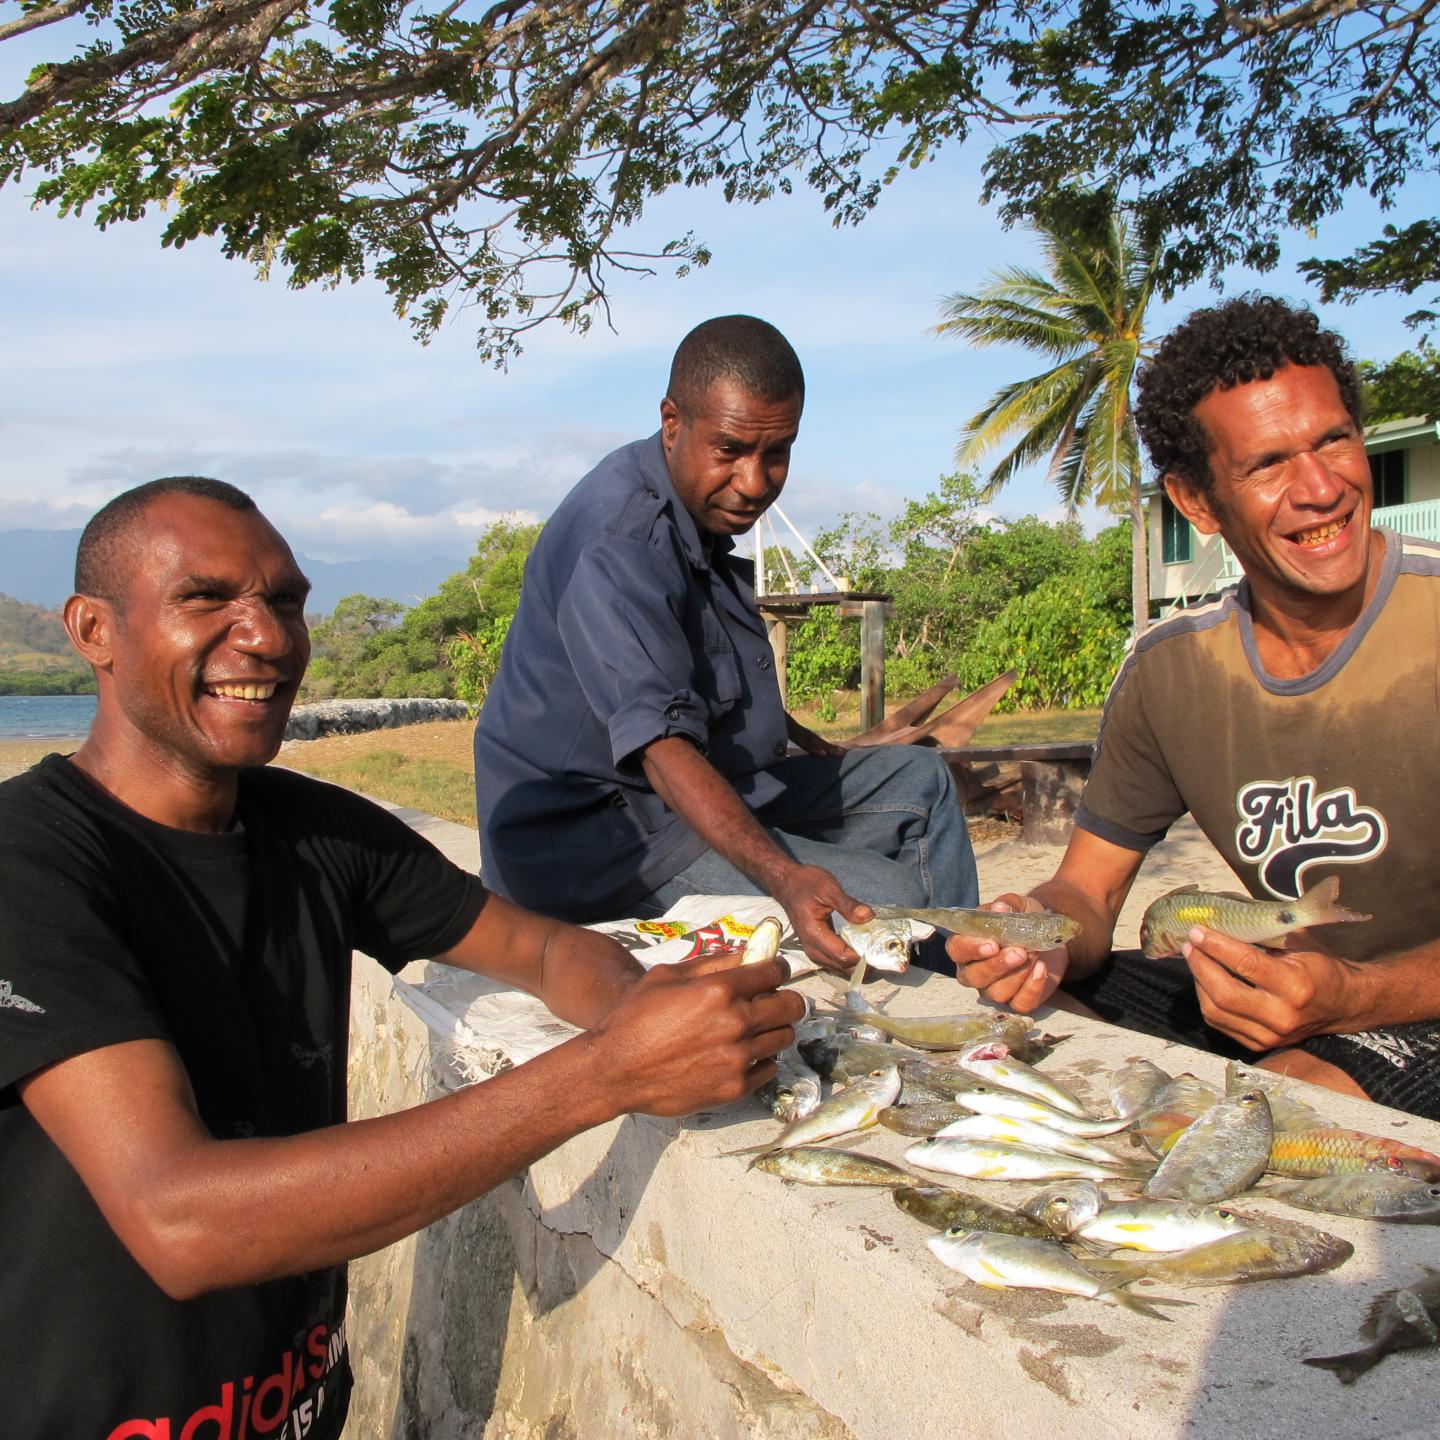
0,529,455,614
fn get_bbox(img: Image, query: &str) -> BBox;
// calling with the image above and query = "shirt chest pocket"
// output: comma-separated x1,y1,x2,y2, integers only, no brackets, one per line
697,642,743,717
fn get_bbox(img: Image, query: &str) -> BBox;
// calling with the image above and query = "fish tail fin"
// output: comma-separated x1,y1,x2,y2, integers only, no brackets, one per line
1301,875,1371,926
1101,1284,1191,1322
1302,1349,1379,1385
717,1142,777,1159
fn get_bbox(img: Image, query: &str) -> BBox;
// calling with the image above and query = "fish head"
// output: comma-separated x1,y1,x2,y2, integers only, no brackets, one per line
840,917,913,973
741,916,784,965
960,1041,1011,1065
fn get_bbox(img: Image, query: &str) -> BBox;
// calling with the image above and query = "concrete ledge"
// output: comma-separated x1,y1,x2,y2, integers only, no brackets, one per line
284,697,468,741
344,806,1440,1439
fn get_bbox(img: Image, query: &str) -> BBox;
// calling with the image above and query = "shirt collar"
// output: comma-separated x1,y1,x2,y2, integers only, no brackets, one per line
642,432,735,572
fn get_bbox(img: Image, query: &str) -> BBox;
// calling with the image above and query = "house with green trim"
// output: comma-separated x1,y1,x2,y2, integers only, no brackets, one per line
1148,415,1440,612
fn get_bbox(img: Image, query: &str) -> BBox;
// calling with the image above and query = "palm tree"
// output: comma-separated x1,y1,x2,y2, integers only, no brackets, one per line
933,193,1158,632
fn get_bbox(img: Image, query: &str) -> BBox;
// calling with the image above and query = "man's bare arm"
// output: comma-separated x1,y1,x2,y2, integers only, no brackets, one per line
641,734,869,971
20,948,802,1300
946,828,1145,1010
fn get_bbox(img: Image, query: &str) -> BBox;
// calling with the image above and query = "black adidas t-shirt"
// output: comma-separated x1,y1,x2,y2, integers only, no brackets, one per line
0,756,487,1439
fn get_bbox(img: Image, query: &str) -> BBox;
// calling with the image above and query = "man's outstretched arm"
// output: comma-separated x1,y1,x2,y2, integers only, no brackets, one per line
21,930,802,1300
641,733,869,972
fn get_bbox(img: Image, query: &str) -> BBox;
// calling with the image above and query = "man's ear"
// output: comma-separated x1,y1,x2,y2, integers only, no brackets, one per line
1163,473,1222,536
659,395,682,453
63,593,116,673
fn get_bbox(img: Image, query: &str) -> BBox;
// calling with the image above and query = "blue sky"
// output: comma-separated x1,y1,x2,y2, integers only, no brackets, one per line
2,55,1434,578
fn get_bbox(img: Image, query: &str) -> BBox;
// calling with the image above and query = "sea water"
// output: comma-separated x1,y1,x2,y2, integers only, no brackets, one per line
0,694,97,739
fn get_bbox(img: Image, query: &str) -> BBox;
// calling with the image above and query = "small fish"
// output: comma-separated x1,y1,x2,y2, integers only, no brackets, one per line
926,1228,1179,1320
934,1113,1128,1167
741,915,784,964
1110,1057,1172,1120
723,1066,902,1155
893,1184,1054,1238
953,1084,1133,1137
1224,1059,1331,1132
1139,876,1369,959
1132,1074,1225,1155
1102,1225,1353,1287
872,905,1081,951
1145,1089,1273,1203
879,1101,980,1137
1074,1200,1252,1253
1265,1173,1440,1221
1018,1181,1107,1237
838,916,915,974
758,1043,824,1122
751,1147,915,1187
906,1137,1145,1183
1305,1269,1440,1383
957,1041,1090,1118
825,990,1037,1053
1268,1128,1440,1181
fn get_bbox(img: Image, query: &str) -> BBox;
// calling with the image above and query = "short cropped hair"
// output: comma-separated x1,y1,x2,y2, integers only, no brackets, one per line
666,315,805,414
75,476,258,604
1135,295,1362,495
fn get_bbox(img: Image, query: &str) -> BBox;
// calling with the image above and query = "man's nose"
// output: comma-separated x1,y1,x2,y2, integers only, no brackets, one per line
1288,450,1345,507
231,601,294,656
733,454,776,500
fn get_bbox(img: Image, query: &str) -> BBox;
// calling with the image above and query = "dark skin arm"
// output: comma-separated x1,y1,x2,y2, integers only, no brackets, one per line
641,734,869,972
20,893,803,1301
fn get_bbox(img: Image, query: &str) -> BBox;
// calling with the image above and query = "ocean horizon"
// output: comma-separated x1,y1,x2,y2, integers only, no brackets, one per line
0,693,97,740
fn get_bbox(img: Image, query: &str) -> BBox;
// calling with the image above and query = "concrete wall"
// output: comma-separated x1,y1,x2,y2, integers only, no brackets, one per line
343,807,1440,1440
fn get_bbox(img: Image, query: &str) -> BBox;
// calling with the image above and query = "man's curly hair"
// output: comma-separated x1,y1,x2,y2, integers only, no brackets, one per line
1135,294,1362,496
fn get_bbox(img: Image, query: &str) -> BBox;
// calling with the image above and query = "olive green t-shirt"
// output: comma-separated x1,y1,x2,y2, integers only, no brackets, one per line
1077,529,1440,963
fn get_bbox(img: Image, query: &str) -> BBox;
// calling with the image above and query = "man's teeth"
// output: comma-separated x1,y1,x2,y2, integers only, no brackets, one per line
1294,518,1347,547
207,683,277,700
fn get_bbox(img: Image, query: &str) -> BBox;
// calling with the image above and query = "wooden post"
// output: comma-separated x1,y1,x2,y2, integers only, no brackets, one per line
765,617,789,709
860,599,885,733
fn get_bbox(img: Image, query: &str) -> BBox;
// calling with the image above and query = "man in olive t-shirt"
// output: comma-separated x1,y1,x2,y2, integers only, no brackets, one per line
946,295,1440,1119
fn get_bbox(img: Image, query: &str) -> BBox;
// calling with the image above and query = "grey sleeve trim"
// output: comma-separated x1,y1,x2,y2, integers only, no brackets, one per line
1074,805,1167,853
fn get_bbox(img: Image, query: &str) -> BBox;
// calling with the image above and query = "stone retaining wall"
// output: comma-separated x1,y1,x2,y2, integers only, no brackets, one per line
285,697,468,741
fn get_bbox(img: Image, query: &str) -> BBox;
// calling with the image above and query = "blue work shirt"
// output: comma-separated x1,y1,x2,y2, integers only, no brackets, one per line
474,434,790,920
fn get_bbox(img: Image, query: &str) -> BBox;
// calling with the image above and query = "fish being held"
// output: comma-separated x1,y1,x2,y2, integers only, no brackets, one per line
837,916,916,974
926,1228,1181,1320
1305,1269,1440,1383
1139,876,1369,959
872,904,1080,951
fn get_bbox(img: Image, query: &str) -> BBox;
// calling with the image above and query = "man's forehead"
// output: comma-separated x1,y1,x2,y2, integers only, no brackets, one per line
128,494,303,585
686,376,803,428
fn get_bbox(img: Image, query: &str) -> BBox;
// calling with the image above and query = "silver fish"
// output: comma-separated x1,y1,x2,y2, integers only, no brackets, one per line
879,1101,980,1137
838,916,916,974
828,990,1037,1053
953,1084,1132,1137
1139,876,1369,959
957,1041,1090,1118
1075,1200,1252,1252
906,1137,1144,1183
1109,1058,1172,1120
725,1066,902,1155
934,1112,1129,1167
1265,1173,1440,1223
1145,1090,1273,1203
1305,1268,1440,1383
1018,1181,1107,1237
1224,1059,1331,1132
927,1228,1178,1320
741,915,784,964
759,1043,824,1122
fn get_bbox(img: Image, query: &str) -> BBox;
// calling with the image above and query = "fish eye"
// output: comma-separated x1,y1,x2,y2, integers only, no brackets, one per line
1428,1188,1440,1199
1218,1208,1234,1218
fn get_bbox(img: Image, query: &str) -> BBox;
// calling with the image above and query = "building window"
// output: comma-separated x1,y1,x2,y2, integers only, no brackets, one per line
1160,493,1192,564
1370,450,1407,510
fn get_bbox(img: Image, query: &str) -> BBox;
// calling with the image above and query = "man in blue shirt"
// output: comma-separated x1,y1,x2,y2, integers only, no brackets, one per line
475,316,977,970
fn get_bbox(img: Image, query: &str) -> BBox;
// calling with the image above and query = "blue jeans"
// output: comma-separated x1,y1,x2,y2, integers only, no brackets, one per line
632,746,977,936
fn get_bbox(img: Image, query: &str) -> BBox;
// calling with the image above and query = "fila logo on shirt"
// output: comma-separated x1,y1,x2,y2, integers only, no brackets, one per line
1235,776,1387,900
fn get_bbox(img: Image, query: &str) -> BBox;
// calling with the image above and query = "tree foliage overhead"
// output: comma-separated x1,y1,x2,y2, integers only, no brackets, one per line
4,0,1438,358
1360,344,1440,422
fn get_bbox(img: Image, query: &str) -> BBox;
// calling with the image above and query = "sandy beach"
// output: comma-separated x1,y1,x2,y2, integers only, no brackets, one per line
0,737,72,784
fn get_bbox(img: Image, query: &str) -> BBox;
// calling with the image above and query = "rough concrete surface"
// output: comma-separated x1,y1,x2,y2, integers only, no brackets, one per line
344,806,1440,1440
285,697,467,741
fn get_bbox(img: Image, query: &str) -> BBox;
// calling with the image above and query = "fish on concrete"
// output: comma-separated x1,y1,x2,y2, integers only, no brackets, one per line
1018,1181,1107,1237
751,1147,916,1187
1097,1224,1353,1287
933,1113,1130,1167
1073,1200,1252,1253
1139,876,1368,959
879,1100,981,1137
1144,1089,1273,1203
926,1229,1180,1320
954,1084,1133,1138
1223,1059,1331,1132
1267,1128,1440,1181
1305,1269,1440,1383
893,1184,1054,1238
871,904,1081,951
906,1137,1146,1183
1131,1073,1225,1156
723,1066,902,1156
1109,1058,1172,1120
1264,1173,1440,1221
956,1041,1090,1118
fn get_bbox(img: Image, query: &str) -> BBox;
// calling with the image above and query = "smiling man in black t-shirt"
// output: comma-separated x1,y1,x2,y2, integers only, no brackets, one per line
0,476,804,1439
